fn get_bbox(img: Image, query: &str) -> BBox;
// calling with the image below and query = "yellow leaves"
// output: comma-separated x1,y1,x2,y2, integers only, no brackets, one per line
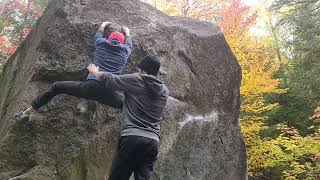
144,0,221,21
218,3,310,177
241,97,279,114
163,6,181,16
220,3,292,176
241,117,265,137
278,134,320,179
245,127,320,178
225,33,284,115
142,0,168,11
246,136,285,176
311,106,320,122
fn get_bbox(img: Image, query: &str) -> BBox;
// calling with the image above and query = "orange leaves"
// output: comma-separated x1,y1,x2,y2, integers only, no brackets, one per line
3,46,17,55
0,36,6,44
0,0,27,13
0,1,45,57
0,26,29,55
218,0,257,37
0,36,15,55
0,0,42,16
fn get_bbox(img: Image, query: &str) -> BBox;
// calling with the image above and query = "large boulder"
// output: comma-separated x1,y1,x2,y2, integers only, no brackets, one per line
0,0,247,179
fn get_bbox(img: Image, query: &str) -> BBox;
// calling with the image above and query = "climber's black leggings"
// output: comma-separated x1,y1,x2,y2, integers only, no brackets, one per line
31,80,123,110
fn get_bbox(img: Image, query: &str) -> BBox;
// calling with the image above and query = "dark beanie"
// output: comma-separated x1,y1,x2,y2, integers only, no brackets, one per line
137,55,161,76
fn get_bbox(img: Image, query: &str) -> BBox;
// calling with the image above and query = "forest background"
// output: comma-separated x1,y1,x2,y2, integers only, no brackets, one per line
0,0,319,179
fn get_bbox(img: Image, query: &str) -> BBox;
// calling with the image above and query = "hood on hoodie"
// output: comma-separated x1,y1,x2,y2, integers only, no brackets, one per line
141,74,168,98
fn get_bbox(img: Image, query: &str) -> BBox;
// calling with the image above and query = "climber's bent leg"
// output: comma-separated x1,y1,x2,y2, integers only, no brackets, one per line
98,88,124,110
31,80,102,110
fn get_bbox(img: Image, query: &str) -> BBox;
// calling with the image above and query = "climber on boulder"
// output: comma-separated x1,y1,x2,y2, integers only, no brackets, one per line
15,21,133,119
87,55,169,180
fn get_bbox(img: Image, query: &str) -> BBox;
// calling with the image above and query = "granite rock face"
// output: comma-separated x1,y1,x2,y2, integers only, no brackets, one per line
0,0,247,179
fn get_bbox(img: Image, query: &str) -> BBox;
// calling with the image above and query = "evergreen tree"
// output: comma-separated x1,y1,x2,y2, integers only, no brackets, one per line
266,0,320,135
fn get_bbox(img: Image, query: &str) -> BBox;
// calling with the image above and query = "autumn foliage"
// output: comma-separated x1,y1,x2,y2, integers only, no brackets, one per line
1,0,320,179
218,0,257,36
0,0,45,57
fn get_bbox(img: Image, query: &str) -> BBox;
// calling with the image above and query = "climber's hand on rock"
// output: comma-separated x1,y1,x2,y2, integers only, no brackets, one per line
87,64,101,77
99,21,112,31
122,26,130,36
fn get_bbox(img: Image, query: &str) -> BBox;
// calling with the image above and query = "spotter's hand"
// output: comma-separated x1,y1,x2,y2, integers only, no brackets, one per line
87,64,99,74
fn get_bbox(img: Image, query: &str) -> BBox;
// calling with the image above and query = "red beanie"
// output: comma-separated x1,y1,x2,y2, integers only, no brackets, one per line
107,31,125,44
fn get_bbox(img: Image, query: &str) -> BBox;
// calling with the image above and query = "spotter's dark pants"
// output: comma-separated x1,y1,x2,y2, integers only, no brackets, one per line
31,80,123,110
108,136,159,180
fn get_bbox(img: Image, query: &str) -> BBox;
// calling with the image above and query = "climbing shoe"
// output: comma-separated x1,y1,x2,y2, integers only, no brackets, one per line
14,111,31,121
